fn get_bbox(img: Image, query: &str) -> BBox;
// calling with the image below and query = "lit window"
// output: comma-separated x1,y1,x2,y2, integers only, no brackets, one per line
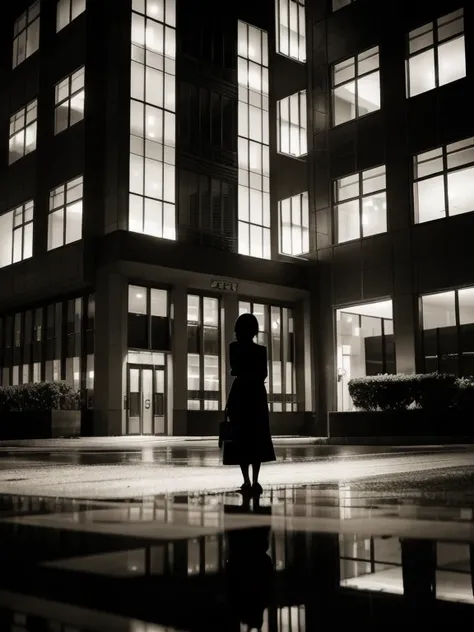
12,1,40,69
332,0,355,10
406,9,465,98
129,0,176,241
334,165,387,243
0,201,34,269
336,301,394,411
238,21,270,260
239,302,296,412
279,191,309,256
332,46,380,127
187,295,220,410
414,137,474,224
9,100,37,165
277,90,307,157
48,176,83,250
421,287,474,376
54,67,85,135
56,0,86,32
275,0,306,63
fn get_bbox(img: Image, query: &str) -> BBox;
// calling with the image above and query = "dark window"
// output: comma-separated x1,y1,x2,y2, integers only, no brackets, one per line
128,285,170,352
178,170,237,251
179,84,237,161
421,288,474,377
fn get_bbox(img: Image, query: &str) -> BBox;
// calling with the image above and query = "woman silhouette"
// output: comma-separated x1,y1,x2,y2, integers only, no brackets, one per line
225,313,276,494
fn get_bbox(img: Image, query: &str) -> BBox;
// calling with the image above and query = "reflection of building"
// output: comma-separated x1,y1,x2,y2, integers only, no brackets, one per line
0,1,473,434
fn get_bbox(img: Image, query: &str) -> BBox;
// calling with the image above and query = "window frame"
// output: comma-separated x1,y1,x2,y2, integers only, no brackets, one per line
54,66,85,135
406,9,465,98
12,1,40,69
413,137,474,224
186,293,221,411
237,20,271,260
238,300,297,412
331,46,380,127
56,0,87,33
47,175,84,251
275,0,306,64
278,191,309,256
8,99,38,165
420,286,474,376
333,165,387,243
127,283,170,352
276,89,308,158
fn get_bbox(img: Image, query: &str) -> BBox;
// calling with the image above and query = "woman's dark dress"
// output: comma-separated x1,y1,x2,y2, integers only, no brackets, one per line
224,340,276,465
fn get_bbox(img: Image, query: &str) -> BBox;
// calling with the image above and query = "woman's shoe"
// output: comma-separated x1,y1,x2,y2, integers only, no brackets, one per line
252,482,263,496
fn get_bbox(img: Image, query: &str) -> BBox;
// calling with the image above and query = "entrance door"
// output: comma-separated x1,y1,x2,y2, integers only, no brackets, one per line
127,364,166,435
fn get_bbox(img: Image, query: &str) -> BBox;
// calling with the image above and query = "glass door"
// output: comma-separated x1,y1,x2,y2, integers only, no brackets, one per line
154,368,166,434
127,364,167,435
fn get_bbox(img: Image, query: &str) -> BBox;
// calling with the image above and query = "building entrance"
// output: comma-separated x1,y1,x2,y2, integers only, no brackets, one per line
127,364,166,435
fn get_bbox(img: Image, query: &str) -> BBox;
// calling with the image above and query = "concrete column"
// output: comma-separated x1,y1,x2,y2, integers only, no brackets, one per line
222,293,239,403
171,284,187,435
394,294,417,374
94,269,128,436
294,298,313,413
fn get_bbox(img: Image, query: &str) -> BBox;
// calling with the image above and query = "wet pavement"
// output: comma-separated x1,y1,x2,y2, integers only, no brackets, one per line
1,443,474,629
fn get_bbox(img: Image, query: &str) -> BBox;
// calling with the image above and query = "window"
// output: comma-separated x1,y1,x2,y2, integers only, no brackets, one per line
54,67,85,134
187,295,220,410
334,165,387,243
332,47,380,127
0,293,94,394
238,21,270,260
56,0,86,32
332,0,354,10
406,9,465,98
48,176,83,250
129,0,176,241
421,287,474,376
239,302,296,412
13,1,40,69
9,100,37,165
178,171,237,252
277,90,307,157
336,301,394,411
414,137,474,223
0,201,34,269
128,285,170,351
275,0,306,63
279,192,309,256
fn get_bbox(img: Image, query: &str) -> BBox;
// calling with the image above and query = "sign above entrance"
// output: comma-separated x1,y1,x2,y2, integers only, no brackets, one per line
211,279,238,292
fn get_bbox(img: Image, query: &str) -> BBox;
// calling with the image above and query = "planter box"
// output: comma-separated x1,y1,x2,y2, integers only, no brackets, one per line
0,410,81,440
328,409,472,440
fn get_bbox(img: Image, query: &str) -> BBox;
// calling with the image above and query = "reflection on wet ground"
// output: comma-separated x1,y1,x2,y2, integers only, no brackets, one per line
0,443,453,467
2,464,474,630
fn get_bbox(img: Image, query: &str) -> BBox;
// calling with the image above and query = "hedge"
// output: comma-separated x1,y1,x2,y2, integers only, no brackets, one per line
348,373,474,412
0,382,80,413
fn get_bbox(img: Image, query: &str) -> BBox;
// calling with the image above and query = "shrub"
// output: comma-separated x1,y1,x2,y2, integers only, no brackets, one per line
349,374,417,411
348,372,462,412
0,382,80,413
456,377,474,414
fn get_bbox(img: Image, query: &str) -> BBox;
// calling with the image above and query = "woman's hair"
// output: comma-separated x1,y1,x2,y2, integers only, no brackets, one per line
234,313,259,341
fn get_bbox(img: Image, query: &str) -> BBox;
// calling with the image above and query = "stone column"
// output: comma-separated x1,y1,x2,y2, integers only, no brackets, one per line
94,269,128,436
393,294,418,374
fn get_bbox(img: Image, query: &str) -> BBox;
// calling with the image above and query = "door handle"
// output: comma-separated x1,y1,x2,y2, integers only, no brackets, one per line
144,399,151,410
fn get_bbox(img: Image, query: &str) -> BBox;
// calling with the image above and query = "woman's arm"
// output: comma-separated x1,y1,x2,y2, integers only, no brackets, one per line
229,342,239,376
261,346,268,381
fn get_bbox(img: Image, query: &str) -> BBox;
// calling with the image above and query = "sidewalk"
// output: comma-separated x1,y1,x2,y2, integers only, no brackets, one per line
0,435,321,451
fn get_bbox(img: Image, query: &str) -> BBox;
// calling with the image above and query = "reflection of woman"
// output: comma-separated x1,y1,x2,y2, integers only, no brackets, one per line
225,313,276,495
225,499,274,630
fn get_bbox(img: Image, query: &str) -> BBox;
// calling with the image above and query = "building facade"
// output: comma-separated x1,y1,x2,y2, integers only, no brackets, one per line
0,0,472,436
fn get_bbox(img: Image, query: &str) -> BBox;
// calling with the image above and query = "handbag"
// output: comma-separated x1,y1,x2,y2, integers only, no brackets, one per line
219,408,232,448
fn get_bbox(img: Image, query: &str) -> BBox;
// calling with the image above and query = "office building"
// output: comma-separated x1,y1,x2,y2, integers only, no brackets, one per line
0,0,472,436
